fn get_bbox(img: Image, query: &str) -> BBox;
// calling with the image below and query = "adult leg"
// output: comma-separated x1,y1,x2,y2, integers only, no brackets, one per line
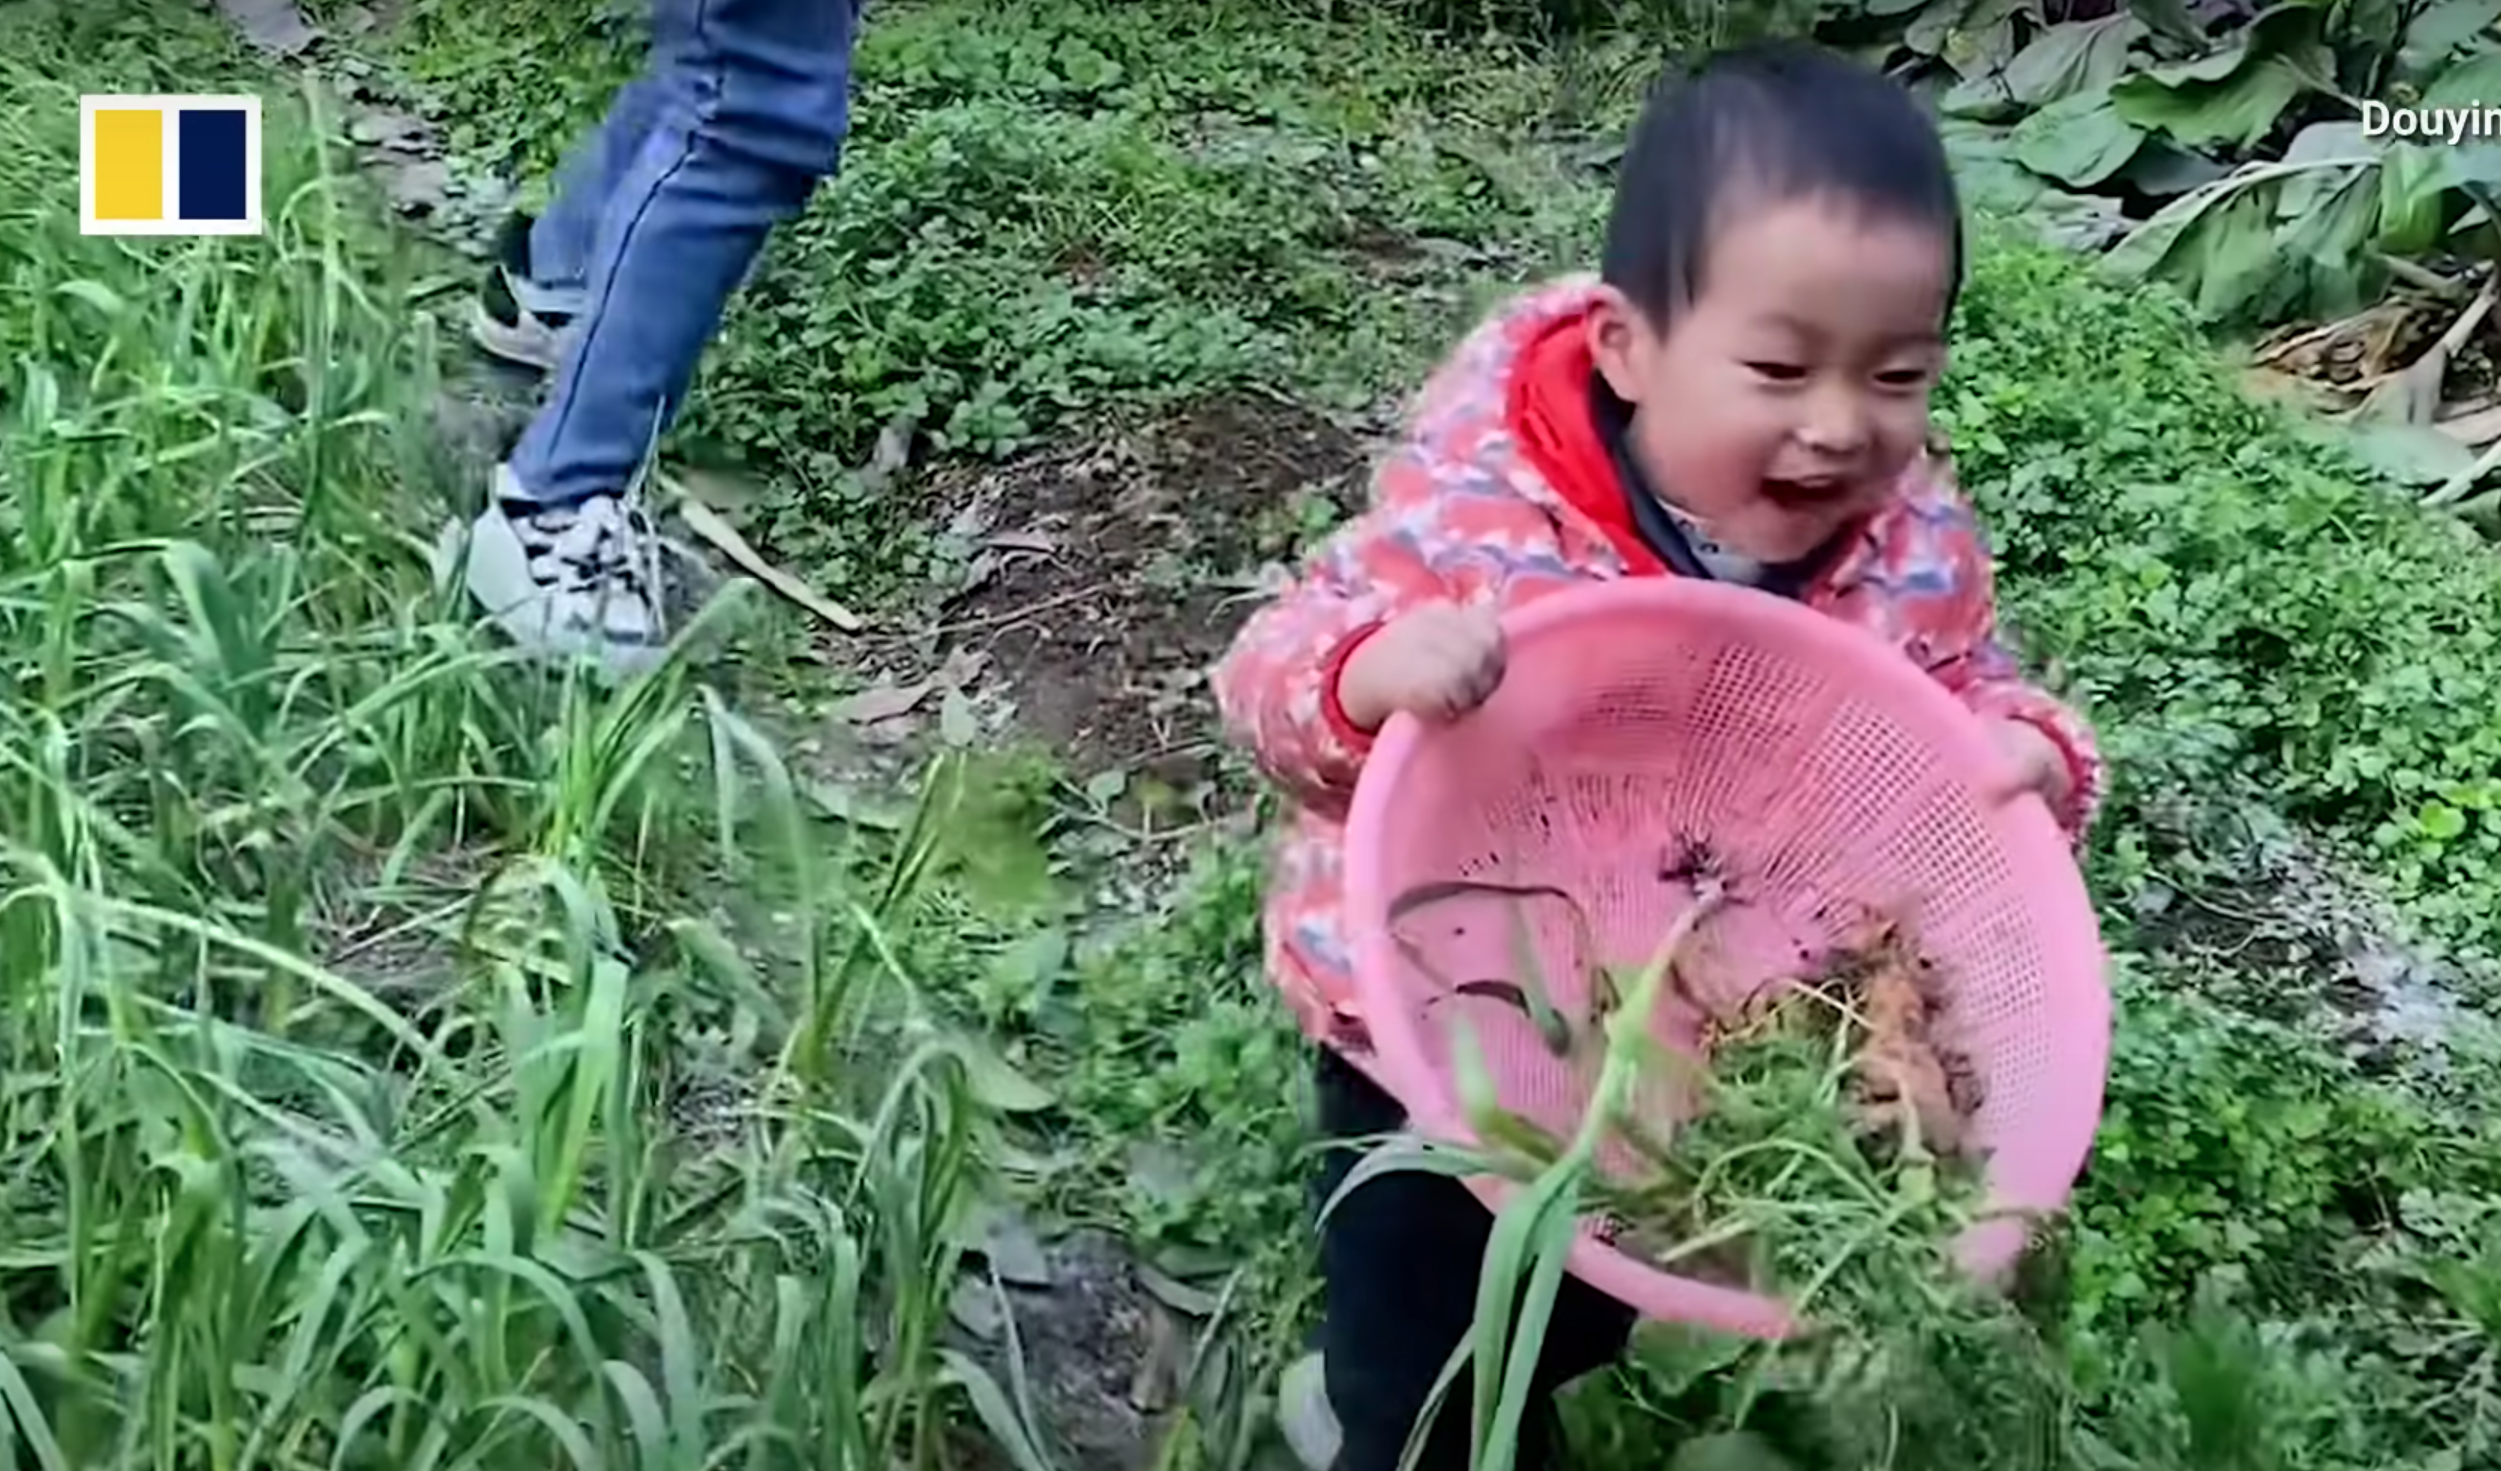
1298,1047,1636,1471
471,77,668,372
461,0,861,676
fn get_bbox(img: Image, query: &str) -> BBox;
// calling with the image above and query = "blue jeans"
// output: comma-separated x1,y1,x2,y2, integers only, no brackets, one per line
504,0,861,507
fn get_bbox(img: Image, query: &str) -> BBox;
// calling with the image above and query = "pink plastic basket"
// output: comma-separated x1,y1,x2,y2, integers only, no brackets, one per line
1341,578,2111,1340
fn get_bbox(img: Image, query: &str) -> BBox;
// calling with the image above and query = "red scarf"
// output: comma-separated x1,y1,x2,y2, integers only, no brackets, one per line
1502,308,1668,577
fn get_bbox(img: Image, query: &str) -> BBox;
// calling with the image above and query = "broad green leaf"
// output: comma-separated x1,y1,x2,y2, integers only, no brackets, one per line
2441,143,2501,193
1903,0,1968,53
2012,88,2147,186
1942,68,2021,119
2003,14,2141,104
2420,54,2501,195
2112,4,2331,147
2340,0,2411,59
1940,0,2025,74
1866,0,1934,16
1627,1319,1754,1395
2113,57,2317,147
980,1206,1053,1286
2400,0,2501,77
2133,38,2263,86
2272,122,2372,217
1941,118,2052,208
2420,47,2501,107
2378,142,2451,252
2100,166,2252,284
2282,118,2372,163
2276,167,2387,318
2034,192,2133,250
2420,800,2471,840
2129,0,2209,44
2189,187,2282,320
2120,138,2232,195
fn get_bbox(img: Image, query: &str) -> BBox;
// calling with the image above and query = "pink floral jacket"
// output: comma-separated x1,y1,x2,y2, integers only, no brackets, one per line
1212,278,2104,1056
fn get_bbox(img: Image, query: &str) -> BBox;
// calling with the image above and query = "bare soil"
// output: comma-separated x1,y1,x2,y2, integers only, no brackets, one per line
2123,797,2476,1065
832,391,1370,782
947,1230,1217,1471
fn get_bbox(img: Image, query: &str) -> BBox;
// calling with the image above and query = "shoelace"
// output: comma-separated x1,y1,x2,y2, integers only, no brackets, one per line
509,409,691,642
515,490,674,641
519,496,642,584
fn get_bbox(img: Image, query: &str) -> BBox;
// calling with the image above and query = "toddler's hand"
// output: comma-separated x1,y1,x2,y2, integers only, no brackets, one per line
1336,601,1507,732
1984,717,2072,813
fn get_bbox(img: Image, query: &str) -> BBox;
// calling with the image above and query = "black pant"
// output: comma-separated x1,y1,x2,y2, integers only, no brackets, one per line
1312,1047,1636,1471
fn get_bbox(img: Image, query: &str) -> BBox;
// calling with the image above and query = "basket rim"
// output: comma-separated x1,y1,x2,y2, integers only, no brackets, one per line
1340,578,2113,1335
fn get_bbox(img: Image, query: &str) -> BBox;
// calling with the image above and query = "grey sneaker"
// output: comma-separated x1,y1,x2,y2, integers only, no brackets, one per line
1279,1353,1341,1471
470,213,582,373
453,464,669,679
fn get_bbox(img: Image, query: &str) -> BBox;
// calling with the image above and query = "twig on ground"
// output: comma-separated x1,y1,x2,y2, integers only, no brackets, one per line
871,584,1108,644
666,479,865,631
2379,254,2478,298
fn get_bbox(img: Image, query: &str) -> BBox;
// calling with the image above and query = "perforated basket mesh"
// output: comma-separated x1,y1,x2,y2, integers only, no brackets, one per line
1341,579,2110,1338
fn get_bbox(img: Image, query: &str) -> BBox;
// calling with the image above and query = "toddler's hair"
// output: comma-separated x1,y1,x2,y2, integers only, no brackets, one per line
1601,40,1963,327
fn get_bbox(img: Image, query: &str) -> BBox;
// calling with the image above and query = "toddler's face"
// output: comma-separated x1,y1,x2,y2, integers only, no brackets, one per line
1589,195,1954,563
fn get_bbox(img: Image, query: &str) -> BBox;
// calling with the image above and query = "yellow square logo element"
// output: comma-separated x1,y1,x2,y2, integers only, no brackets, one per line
80,94,264,237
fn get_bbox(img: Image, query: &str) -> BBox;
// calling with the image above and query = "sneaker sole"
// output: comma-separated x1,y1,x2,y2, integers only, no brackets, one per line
468,297,571,374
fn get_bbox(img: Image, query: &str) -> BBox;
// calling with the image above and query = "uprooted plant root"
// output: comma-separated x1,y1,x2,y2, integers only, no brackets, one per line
1388,873,1990,1299
1808,914,1985,1159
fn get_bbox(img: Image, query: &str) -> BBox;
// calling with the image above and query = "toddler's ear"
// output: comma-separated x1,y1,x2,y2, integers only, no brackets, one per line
1586,284,1655,405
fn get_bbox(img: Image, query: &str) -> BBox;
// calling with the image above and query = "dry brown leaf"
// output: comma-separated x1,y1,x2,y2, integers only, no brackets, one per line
671,464,768,512
2256,302,2411,382
2360,285,2496,427
956,553,999,597
986,528,1059,555
2437,400,2501,447
858,414,918,495
2425,431,2501,507
2240,366,2354,414
833,678,935,725
671,489,863,632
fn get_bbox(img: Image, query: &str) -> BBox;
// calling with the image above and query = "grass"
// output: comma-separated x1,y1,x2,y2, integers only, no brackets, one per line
17,0,2501,1466
0,4,1071,1467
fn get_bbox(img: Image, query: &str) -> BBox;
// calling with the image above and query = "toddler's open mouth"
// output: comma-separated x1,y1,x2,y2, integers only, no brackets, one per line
1761,476,1852,508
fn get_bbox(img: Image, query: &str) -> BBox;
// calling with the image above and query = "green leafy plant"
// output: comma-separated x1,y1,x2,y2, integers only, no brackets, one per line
1325,864,2089,1471
1874,0,2501,326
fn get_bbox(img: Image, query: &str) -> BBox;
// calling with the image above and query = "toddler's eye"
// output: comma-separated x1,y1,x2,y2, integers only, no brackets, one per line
1746,361,1808,382
1875,368,1933,389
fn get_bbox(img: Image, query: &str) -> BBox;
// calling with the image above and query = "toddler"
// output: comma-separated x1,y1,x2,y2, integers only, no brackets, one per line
1213,39,2106,1471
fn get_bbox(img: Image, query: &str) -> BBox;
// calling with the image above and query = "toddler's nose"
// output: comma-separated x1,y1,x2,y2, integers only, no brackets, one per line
1797,386,1872,459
